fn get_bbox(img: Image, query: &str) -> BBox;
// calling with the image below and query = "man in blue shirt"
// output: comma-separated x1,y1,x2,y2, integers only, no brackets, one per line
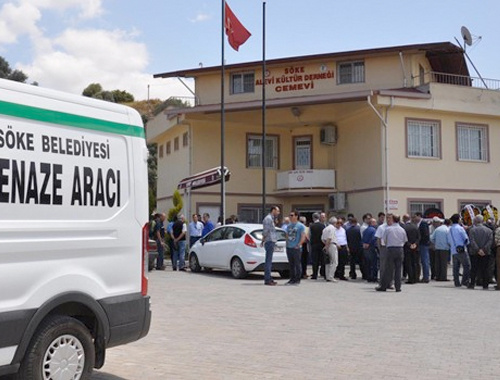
362,218,378,282
430,217,450,281
285,210,306,285
447,213,471,287
201,213,215,237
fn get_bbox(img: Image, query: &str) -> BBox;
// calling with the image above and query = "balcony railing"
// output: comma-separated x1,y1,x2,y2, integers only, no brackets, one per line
413,71,500,91
276,169,335,191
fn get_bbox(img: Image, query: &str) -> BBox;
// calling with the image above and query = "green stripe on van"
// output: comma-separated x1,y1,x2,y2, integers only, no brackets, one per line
0,100,145,138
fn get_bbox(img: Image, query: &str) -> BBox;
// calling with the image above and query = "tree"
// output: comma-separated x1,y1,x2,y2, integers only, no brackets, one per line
82,83,134,104
147,144,157,215
168,190,184,222
112,89,134,103
0,56,29,83
152,97,190,116
82,83,102,97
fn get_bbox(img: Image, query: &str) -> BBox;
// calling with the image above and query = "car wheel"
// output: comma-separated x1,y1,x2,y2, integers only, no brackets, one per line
231,257,248,279
279,270,290,279
16,315,95,380
189,253,201,272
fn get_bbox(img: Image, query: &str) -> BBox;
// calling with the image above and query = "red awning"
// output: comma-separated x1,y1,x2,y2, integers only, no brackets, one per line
177,167,230,190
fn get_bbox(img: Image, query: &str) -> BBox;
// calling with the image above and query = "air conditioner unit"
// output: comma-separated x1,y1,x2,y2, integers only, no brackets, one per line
328,192,346,211
320,125,337,145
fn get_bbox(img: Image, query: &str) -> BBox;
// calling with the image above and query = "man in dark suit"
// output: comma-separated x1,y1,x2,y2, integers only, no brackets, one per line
309,212,325,279
346,218,364,279
402,214,420,284
415,212,430,283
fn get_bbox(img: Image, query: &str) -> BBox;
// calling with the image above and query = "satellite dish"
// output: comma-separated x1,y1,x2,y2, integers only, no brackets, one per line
461,26,473,46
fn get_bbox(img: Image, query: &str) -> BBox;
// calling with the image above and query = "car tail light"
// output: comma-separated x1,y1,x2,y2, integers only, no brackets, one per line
141,223,149,296
244,233,257,248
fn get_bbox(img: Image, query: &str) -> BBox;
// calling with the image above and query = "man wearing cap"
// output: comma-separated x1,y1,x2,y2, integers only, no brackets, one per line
430,217,450,281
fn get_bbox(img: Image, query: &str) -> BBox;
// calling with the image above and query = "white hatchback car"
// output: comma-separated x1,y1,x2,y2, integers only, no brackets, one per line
188,223,289,279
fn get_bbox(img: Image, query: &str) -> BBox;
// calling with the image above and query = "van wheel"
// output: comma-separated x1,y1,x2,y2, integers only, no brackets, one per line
16,315,95,380
189,253,201,272
231,257,248,279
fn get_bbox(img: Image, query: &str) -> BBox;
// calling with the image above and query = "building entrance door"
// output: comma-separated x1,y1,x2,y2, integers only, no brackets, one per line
292,205,324,225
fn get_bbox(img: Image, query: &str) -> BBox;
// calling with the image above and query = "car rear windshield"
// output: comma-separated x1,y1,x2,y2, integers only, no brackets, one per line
251,229,286,242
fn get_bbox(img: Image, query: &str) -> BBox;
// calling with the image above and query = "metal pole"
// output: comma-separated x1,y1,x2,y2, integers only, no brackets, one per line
454,37,488,89
221,0,226,225
261,1,267,221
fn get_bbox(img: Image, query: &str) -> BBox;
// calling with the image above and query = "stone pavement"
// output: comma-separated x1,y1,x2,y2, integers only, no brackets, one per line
92,267,500,380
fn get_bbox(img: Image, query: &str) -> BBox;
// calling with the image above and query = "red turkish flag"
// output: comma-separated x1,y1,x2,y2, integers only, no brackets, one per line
224,2,251,51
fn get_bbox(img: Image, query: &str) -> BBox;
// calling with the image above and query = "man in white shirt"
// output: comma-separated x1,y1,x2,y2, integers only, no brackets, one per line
189,214,204,248
375,220,388,286
322,217,338,282
334,218,349,280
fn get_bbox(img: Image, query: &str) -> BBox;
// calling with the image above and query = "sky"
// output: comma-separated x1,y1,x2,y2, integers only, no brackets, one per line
1,0,499,101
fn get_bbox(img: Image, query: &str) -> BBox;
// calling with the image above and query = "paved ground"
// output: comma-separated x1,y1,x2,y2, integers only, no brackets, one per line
89,265,500,380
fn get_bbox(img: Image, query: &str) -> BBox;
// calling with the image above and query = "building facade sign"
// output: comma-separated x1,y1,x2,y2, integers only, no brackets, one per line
255,65,335,93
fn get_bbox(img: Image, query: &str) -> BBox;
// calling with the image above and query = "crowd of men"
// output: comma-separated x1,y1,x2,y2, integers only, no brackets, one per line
262,206,500,291
151,212,215,271
151,206,500,292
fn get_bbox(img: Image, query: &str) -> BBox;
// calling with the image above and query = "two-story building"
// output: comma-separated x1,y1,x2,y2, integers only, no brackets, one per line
147,41,500,222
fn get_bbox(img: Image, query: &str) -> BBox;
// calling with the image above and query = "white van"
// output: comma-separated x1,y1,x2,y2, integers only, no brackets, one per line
0,78,151,379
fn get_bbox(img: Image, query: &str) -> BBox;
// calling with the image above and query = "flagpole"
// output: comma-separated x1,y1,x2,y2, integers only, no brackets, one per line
221,0,226,225
261,1,267,221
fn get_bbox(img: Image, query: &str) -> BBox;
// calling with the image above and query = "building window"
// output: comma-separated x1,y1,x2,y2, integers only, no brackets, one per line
166,141,171,155
407,119,440,158
238,205,263,224
174,137,179,151
409,200,442,215
337,61,365,84
183,132,188,147
457,123,488,162
159,144,164,158
294,136,312,169
247,134,279,169
231,72,255,94
458,201,490,212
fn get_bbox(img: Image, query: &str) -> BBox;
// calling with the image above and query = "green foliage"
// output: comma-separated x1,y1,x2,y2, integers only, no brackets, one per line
168,190,183,222
147,144,157,214
112,89,134,103
0,57,29,83
82,83,134,104
93,90,115,102
152,97,191,116
149,187,156,216
82,83,102,97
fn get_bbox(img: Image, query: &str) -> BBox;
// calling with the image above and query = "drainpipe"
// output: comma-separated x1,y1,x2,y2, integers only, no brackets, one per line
179,121,193,227
399,51,408,88
188,123,193,220
367,93,393,214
